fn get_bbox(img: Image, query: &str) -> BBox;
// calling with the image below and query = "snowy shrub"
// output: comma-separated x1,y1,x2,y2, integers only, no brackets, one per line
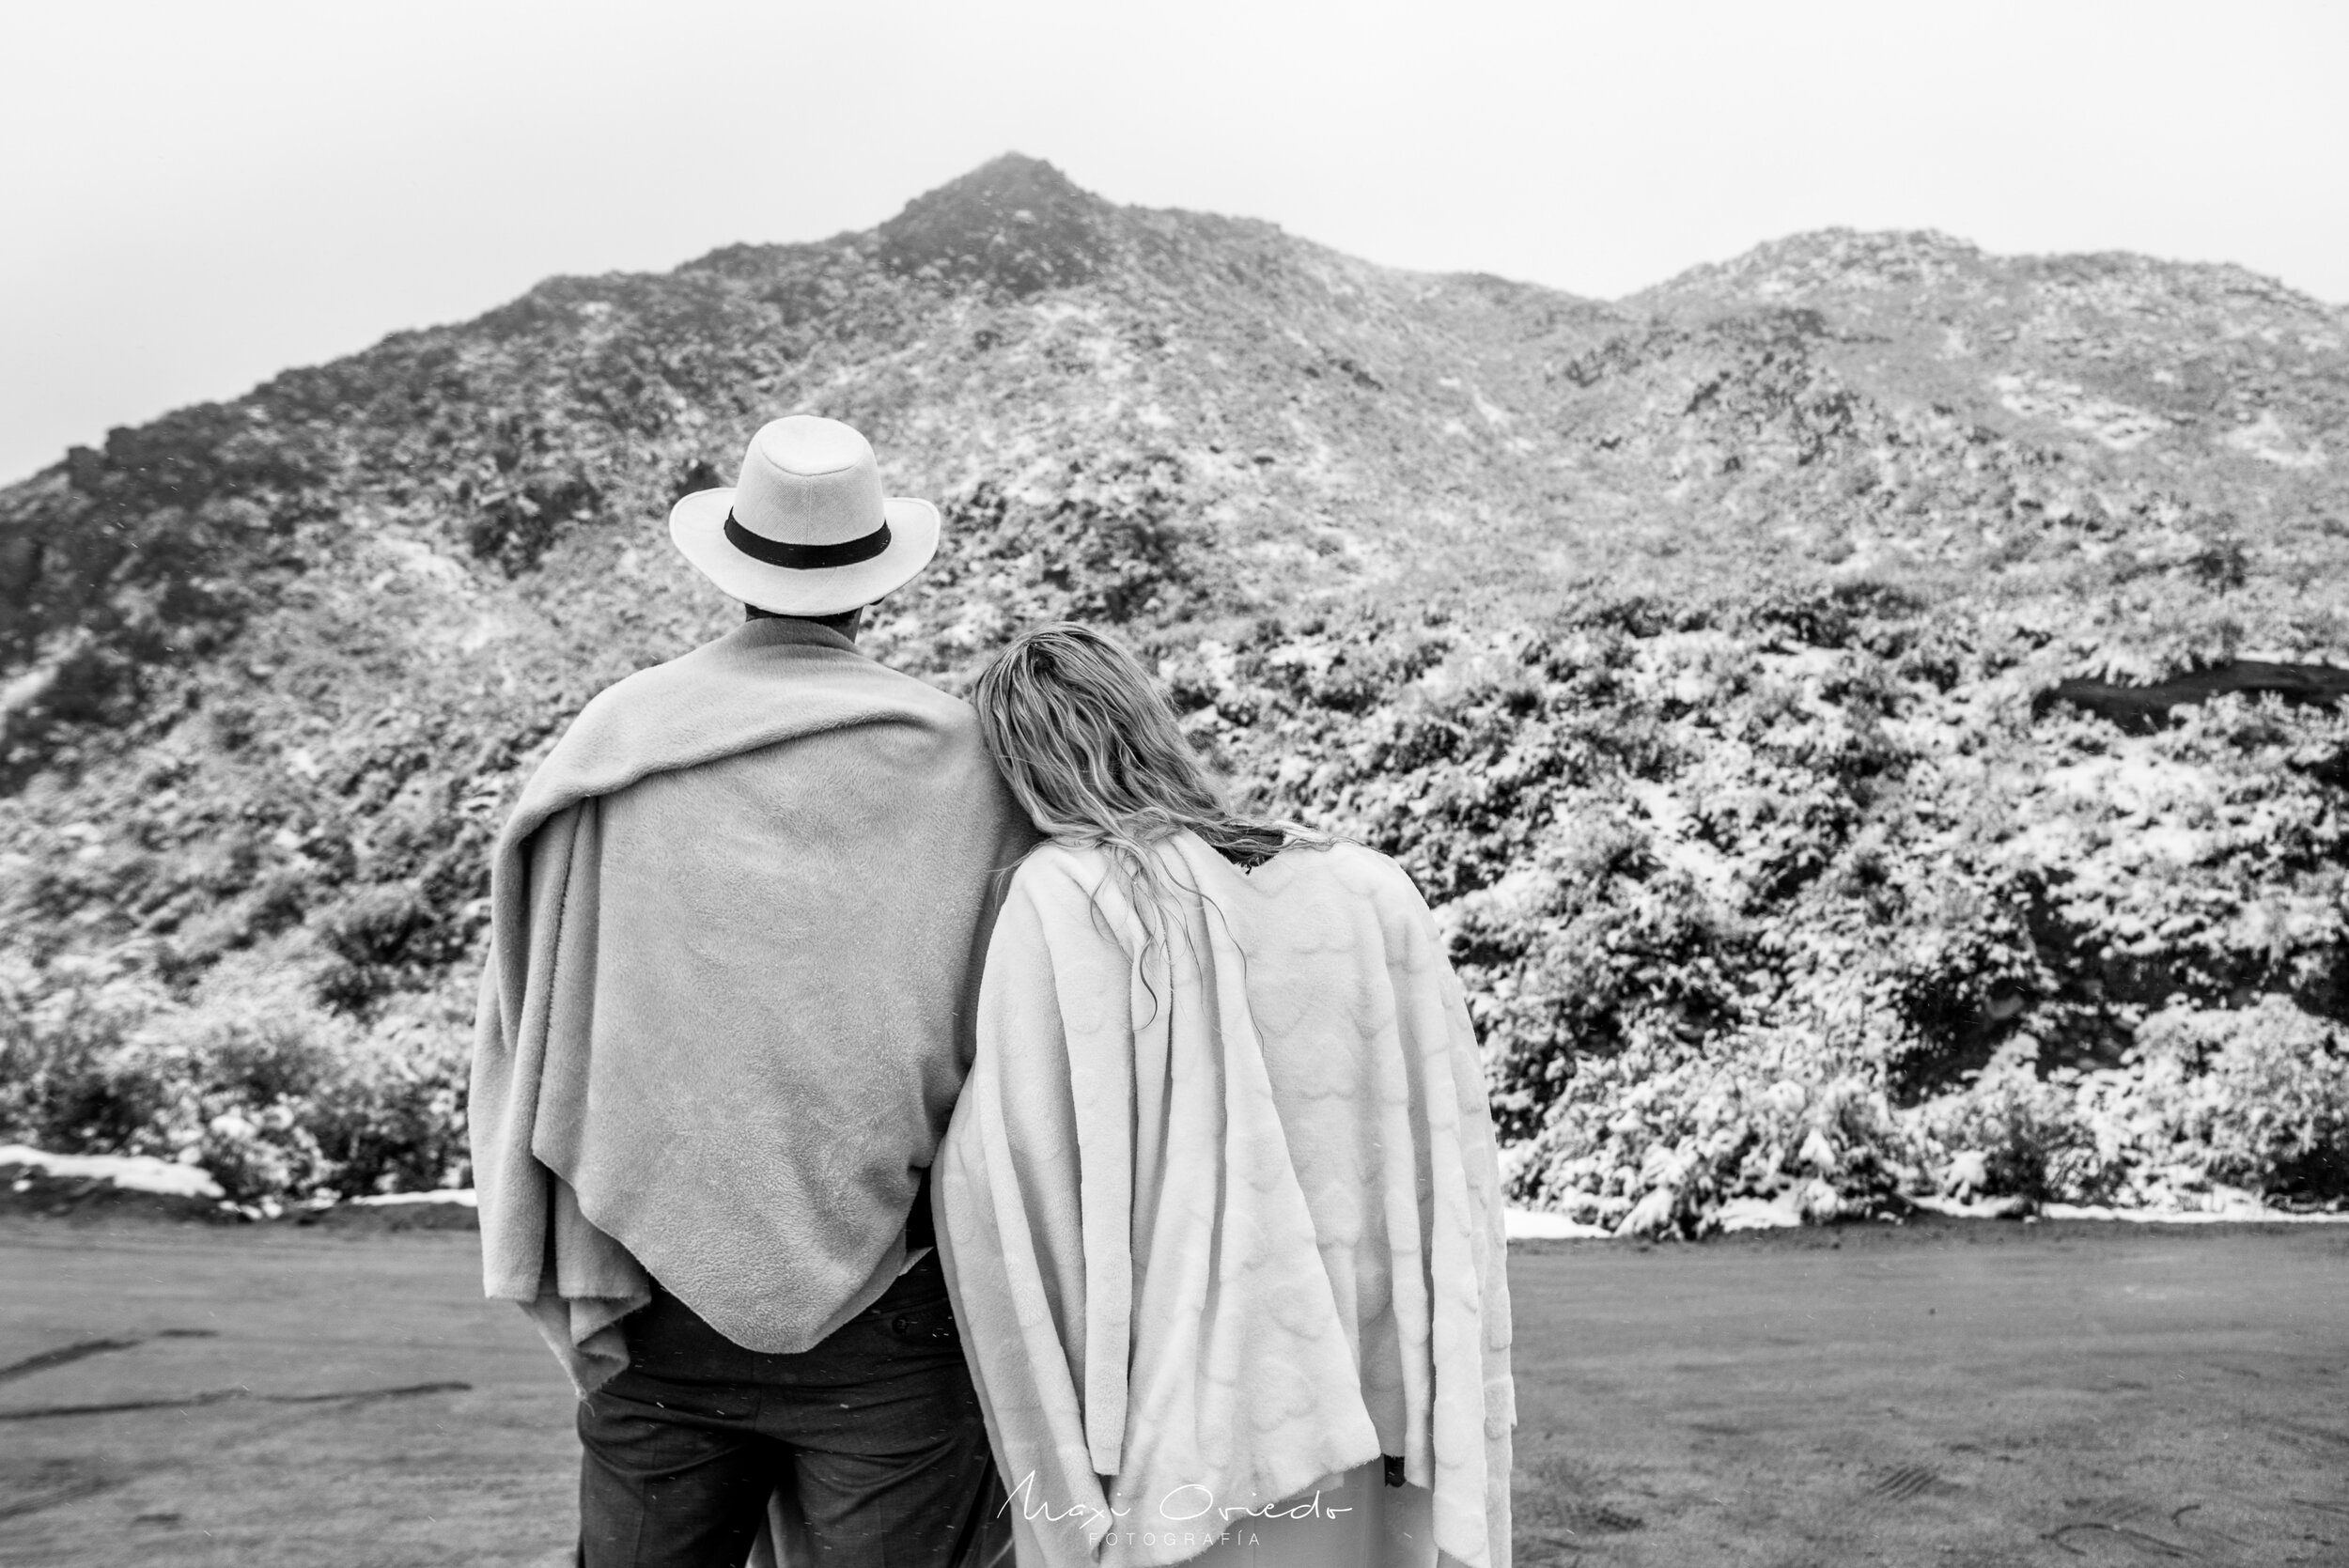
0,956,172,1154
1918,1060,2129,1204
1504,1036,1920,1237
2138,998,2349,1200
11,578,2349,1226
1192,587,2349,1223
0,955,472,1203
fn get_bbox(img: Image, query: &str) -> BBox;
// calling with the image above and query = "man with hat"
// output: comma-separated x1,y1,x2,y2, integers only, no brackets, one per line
471,415,1034,1568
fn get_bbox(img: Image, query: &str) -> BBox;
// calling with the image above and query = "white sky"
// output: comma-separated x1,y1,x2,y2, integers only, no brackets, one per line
3,0,2343,485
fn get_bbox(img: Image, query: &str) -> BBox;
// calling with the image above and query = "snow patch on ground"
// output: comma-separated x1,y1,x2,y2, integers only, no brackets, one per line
1504,1193,2349,1238
2222,411,2327,469
348,1188,478,1208
1909,1194,2033,1219
1717,1193,1806,1232
5,1144,2334,1235
0,1143,225,1200
2042,749,2213,814
1912,1192,2348,1224
2038,1204,2347,1224
1504,1207,1614,1240
1991,372,2169,450
0,1143,482,1209
1627,780,1740,903
375,534,470,587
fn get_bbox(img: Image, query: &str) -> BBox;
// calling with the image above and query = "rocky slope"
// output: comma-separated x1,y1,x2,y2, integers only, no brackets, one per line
2,155,2343,1221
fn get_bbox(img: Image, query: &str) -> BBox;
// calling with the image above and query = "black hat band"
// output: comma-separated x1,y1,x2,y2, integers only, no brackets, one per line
724,513,894,570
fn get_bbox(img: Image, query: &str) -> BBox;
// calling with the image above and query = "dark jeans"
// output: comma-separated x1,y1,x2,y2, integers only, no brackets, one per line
577,1251,1004,1568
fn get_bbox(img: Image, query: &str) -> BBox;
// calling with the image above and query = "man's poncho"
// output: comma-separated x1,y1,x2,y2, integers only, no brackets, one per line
470,617,1033,1391
936,833,1514,1568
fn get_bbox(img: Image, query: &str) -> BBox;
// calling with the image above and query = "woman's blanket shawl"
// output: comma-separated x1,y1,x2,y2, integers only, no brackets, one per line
937,834,1514,1568
471,617,1033,1392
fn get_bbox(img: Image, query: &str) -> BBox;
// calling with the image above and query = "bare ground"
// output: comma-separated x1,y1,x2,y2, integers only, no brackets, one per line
1,1213,2344,1567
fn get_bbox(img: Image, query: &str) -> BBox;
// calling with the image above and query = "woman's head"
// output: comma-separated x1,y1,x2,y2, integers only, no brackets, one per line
969,623,1302,928
969,622,1228,846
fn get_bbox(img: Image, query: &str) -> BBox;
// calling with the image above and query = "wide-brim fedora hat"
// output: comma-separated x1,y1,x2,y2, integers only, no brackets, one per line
669,415,941,616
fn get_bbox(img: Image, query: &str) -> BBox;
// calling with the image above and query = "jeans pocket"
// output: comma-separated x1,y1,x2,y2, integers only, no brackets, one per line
879,1294,962,1346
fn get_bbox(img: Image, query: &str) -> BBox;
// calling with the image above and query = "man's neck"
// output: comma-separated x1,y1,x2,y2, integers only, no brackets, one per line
745,604,863,643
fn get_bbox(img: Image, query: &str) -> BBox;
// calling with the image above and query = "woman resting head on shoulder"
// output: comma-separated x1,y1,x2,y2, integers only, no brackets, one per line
968,618,1303,877
941,620,1515,1568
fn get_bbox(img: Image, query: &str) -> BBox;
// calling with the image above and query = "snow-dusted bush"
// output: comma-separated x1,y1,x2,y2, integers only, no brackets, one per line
1508,1040,1919,1236
0,956,171,1156
1918,1062,2129,1205
2136,998,2349,1200
10,573,2348,1228
0,955,471,1203
1185,583,2349,1228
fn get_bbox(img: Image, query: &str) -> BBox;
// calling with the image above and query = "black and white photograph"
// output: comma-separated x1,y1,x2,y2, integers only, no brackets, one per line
2,3,2345,1564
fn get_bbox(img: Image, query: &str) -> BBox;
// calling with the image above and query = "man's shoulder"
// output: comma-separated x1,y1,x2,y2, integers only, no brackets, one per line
512,628,988,847
577,627,978,745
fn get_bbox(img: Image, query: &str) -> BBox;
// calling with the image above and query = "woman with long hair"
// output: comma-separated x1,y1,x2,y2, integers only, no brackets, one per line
935,623,1514,1568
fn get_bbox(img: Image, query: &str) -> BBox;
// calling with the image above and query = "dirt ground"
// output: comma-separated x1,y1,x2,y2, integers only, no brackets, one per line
1,1213,2343,1568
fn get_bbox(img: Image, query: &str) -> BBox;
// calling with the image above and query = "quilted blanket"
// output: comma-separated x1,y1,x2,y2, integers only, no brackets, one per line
936,832,1513,1568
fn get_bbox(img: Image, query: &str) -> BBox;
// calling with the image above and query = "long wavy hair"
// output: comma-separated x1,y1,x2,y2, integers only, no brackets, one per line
969,622,1325,945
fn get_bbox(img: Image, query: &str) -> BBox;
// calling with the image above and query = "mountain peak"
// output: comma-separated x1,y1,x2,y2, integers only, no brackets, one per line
1637,228,1987,306
929,151,1087,203
876,153,1114,297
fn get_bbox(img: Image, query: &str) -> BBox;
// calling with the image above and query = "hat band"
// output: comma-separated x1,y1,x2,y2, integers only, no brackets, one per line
724,513,894,570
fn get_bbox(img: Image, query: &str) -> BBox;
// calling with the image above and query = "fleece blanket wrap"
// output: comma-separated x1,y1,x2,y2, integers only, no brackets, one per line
471,617,1032,1392
936,833,1514,1568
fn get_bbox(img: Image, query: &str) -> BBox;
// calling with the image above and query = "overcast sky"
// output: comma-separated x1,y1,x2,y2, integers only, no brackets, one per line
3,0,2342,484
